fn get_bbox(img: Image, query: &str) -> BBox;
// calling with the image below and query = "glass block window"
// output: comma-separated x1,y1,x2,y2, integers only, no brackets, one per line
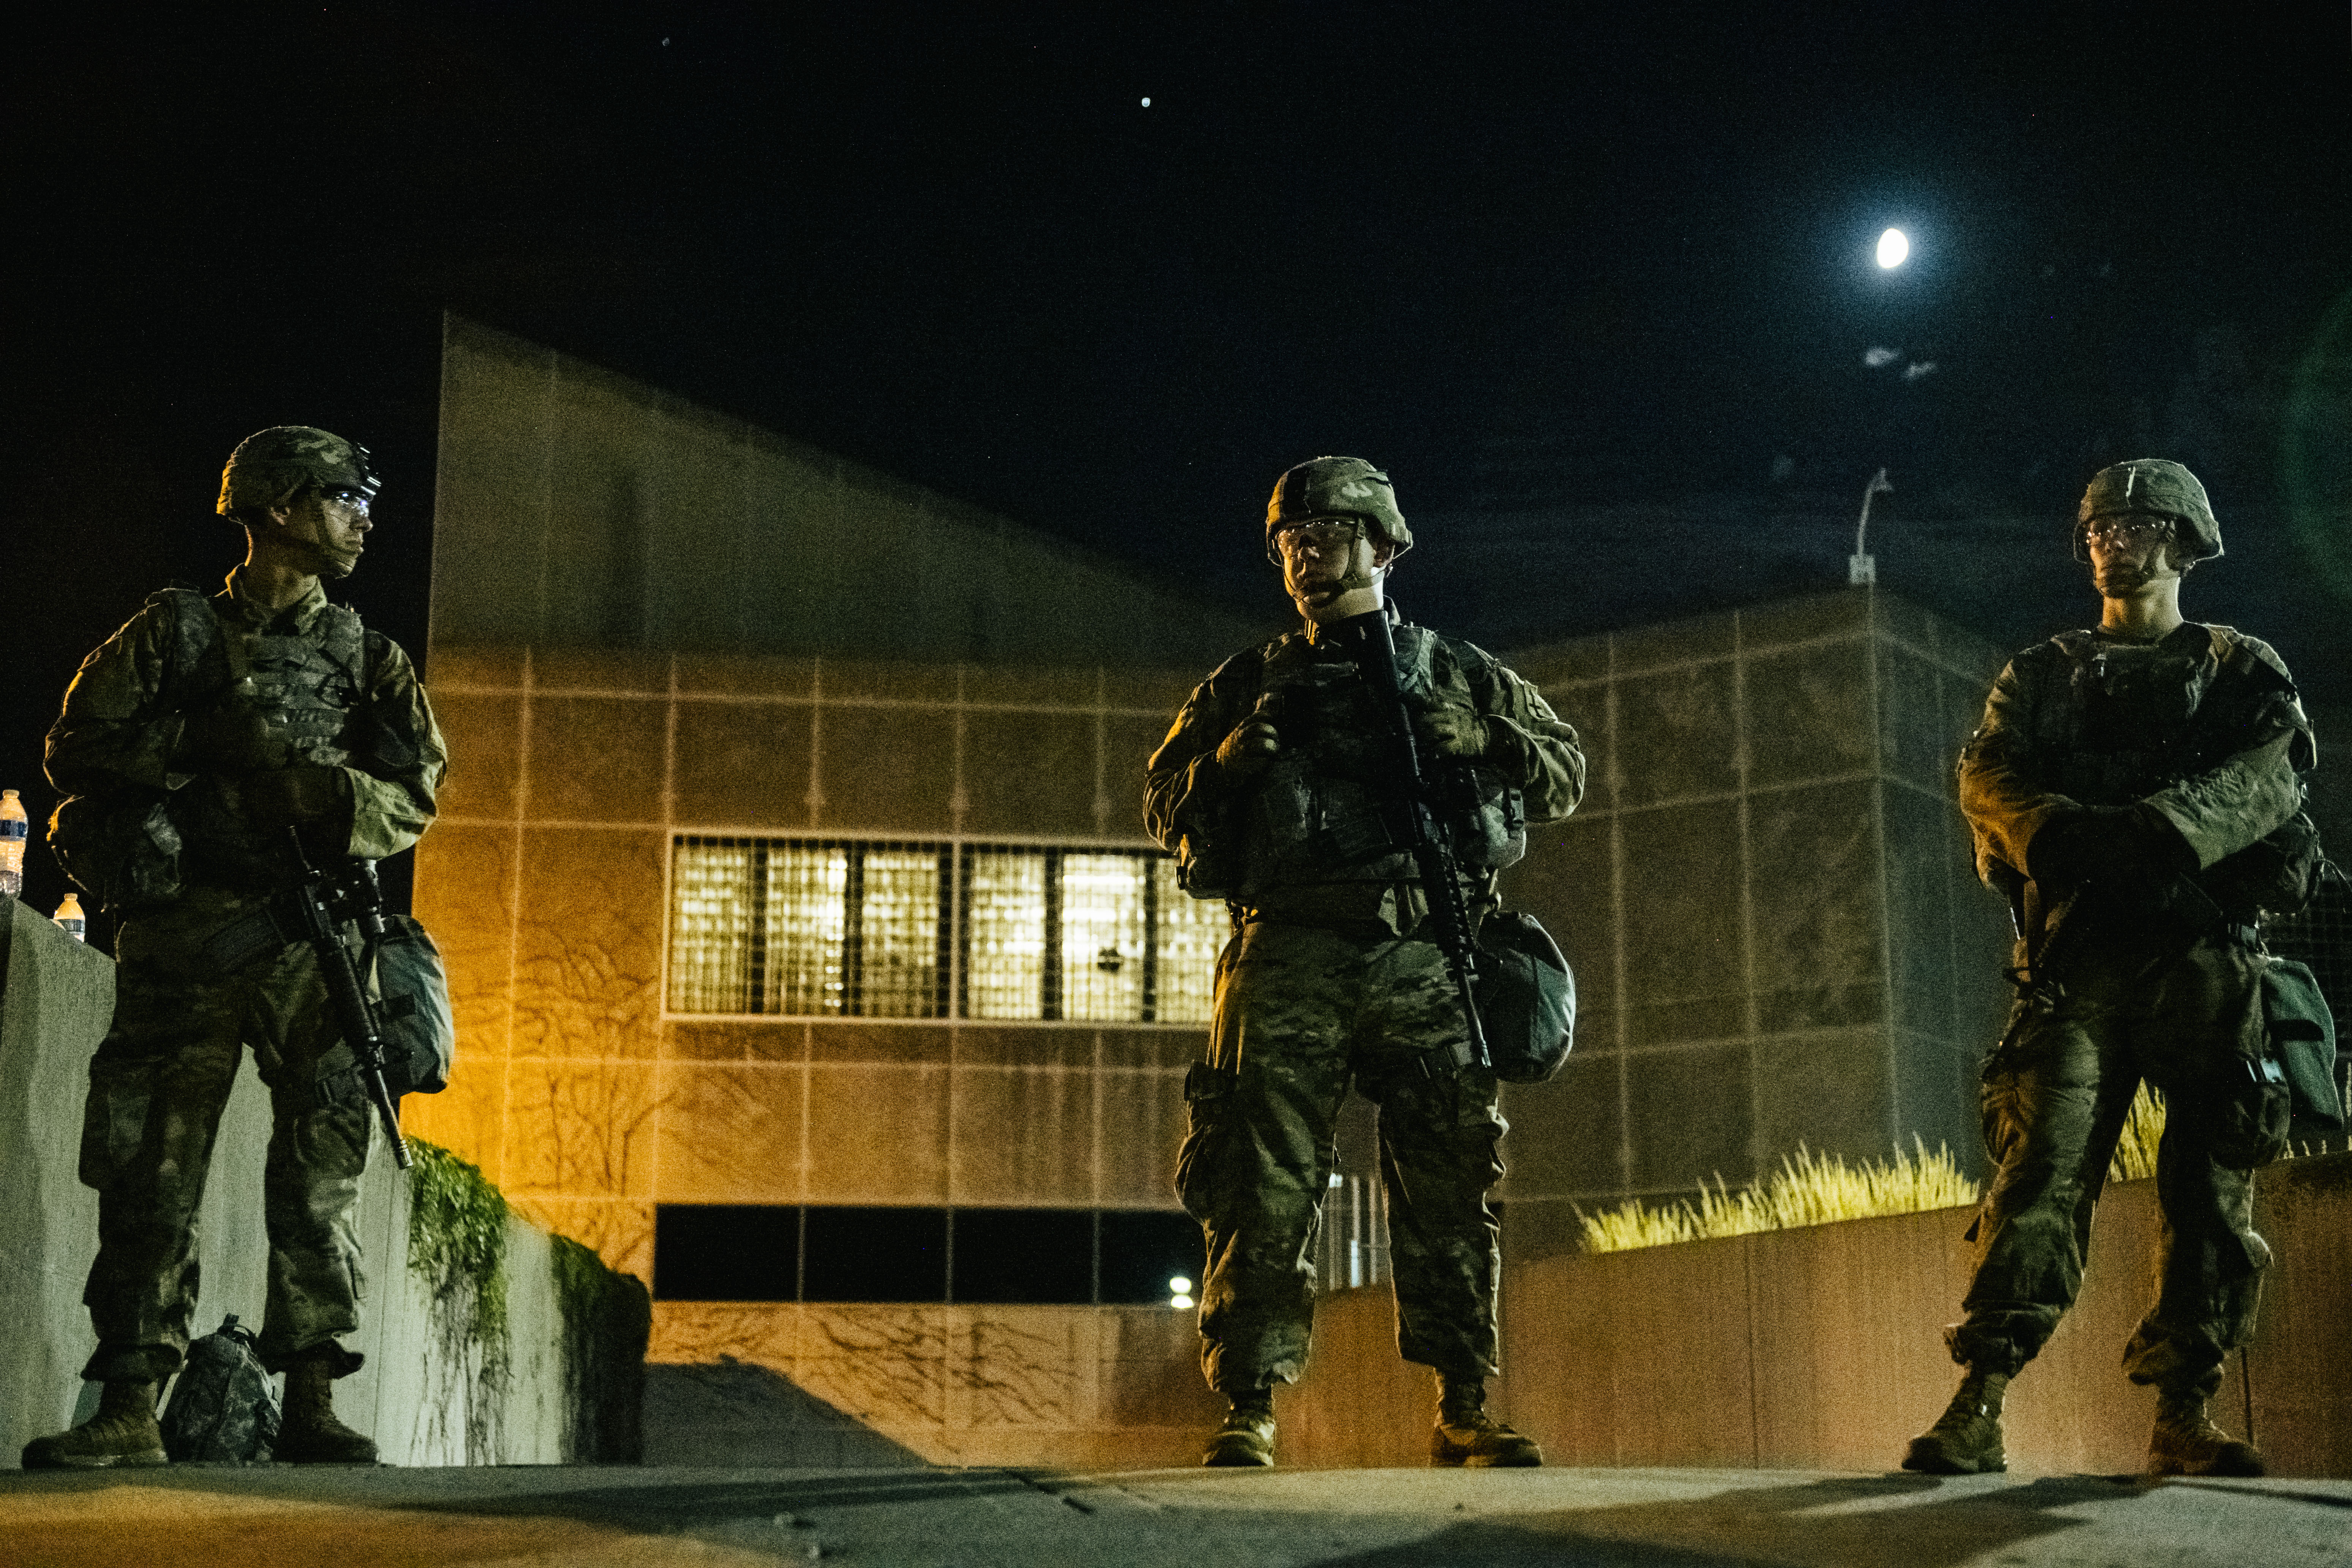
669,841,759,1014
1151,858,1225,1026
1059,853,1148,1023
670,836,1225,1024
857,850,948,1017
963,849,1048,1020
668,839,948,1016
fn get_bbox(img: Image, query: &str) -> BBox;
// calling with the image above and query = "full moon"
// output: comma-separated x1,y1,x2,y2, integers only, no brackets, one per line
1877,228,1910,269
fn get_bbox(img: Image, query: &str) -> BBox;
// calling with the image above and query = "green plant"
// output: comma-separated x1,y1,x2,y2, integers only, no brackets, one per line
407,1140,511,1353
1576,1136,1981,1255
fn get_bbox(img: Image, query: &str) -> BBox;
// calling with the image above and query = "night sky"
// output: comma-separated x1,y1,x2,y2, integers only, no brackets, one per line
5,2,2349,927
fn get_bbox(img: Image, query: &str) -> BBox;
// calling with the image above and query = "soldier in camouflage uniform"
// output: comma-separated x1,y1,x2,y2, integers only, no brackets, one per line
24,427,446,1468
1145,457,1584,1467
1905,460,2312,1479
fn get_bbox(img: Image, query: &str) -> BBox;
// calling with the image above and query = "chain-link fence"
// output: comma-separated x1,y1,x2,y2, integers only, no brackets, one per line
2263,866,2352,1148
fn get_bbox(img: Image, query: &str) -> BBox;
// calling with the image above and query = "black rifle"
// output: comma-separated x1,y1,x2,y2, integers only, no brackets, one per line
284,831,413,1170
1332,609,1492,1071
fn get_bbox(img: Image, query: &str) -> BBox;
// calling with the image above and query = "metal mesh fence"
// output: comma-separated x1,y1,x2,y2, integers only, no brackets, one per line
2263,868,2352,1135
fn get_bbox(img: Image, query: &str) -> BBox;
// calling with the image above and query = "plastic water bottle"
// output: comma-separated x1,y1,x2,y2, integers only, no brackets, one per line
54,893,85,942
0,789,26,899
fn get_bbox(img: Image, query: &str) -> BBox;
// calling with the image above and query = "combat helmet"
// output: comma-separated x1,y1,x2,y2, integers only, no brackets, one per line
2073,458,2221,563
217,426,381,518
1265,456,1413,564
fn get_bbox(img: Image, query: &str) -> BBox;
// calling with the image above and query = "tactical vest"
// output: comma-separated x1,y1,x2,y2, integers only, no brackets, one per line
2030,624,2321,918
51,588,390,907
1227,627,1527,899
177,591,377,886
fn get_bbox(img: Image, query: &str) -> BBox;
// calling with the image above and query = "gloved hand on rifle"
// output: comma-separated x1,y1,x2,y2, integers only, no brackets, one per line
1216,696,1282,781
1413,702,1494,762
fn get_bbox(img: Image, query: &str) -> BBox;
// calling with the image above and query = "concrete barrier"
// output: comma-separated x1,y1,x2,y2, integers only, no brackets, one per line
0,899,647,1467
1279,1154,2352,1477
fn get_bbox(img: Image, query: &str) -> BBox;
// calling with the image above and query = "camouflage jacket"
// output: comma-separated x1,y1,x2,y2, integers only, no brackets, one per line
1145,611,1584,902
1957,621,2314,952
46,571,446,909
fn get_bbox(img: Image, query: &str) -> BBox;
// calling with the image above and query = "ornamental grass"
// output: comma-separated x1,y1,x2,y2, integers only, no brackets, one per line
1576,1135,1978,1255
1578,1083,2341,1255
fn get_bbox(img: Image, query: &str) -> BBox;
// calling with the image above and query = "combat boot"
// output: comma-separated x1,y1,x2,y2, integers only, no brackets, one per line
274,1356,378,1464
1902,1367,2008,1474
20,1380,168,1469
1201,1391,1276,1467
2148,1390,2264,1477
1430,1377,1543,1467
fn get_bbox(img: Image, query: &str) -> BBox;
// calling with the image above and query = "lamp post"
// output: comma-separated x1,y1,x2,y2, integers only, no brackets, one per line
1849,468,1892,586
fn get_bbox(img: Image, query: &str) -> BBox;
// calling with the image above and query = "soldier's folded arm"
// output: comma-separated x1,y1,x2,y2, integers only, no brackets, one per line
342,639,448,862
1957,658,2087,886
44,601,196,797
1143,653,1261,855
2142,728,2306,873
1475,663,1585,823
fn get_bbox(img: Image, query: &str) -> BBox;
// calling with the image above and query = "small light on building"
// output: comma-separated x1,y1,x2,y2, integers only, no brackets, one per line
1170,1293,1195,1309
1169,1276,1192,1294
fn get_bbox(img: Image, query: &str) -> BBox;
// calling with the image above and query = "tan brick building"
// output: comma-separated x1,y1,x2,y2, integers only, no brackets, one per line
407,318,2014,1464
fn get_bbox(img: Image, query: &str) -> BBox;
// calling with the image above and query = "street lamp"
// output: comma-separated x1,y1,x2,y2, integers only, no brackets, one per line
1850,468,1892,585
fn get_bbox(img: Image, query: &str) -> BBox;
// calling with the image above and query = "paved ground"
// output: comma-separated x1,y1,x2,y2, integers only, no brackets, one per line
4,1463,2348,1566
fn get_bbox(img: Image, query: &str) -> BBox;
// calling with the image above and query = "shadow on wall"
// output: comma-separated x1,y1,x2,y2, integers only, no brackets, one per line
644,1357,931,1468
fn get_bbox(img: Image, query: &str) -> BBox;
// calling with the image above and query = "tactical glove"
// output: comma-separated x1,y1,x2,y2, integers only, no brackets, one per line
1414,706,1492,761
175,705,291,775
1215,707,1281,780
243,764,350,828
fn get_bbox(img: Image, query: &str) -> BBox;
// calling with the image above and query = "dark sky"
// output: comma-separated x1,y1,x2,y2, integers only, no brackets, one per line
5,2,2350,921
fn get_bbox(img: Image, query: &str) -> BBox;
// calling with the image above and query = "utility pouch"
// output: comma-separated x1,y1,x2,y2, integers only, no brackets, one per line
1175,1061,1237,1220
1474,910,1575,1084
2262,956,2343,1132
1176,820,1244,900
374,914,455,1095
312,913,455,1105
49,793,184,912
159,1314,280,1463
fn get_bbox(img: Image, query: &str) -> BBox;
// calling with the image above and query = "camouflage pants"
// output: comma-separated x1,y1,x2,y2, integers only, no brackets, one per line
1951,935,2279,1398
79,888,372,1383
1178,917,1506,1394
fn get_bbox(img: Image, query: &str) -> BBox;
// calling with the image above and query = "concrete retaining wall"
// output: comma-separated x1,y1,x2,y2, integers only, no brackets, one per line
0,900,647,1467
1279,1155,2352,1477
644,1300,1224,1469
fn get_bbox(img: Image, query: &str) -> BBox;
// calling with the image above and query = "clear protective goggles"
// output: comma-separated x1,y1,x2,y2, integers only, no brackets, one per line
1270,518,1364,562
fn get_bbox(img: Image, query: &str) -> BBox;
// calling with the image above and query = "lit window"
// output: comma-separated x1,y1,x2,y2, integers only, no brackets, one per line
1151,858,1223,1026
1058,853,1147,1022
962,849,1048,1020
858,850,947,1017
669,837,1223,1023
668,839,947,1017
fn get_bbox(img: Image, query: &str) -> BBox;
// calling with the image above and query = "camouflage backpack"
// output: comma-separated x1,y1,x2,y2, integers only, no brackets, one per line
160,1314,281,1463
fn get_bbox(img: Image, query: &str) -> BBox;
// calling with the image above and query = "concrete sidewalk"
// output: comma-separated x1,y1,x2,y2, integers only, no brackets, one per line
5,1464,2348,1566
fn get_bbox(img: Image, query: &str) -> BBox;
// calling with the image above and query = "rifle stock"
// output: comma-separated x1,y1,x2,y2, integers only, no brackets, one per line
1335,610,1492,1070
